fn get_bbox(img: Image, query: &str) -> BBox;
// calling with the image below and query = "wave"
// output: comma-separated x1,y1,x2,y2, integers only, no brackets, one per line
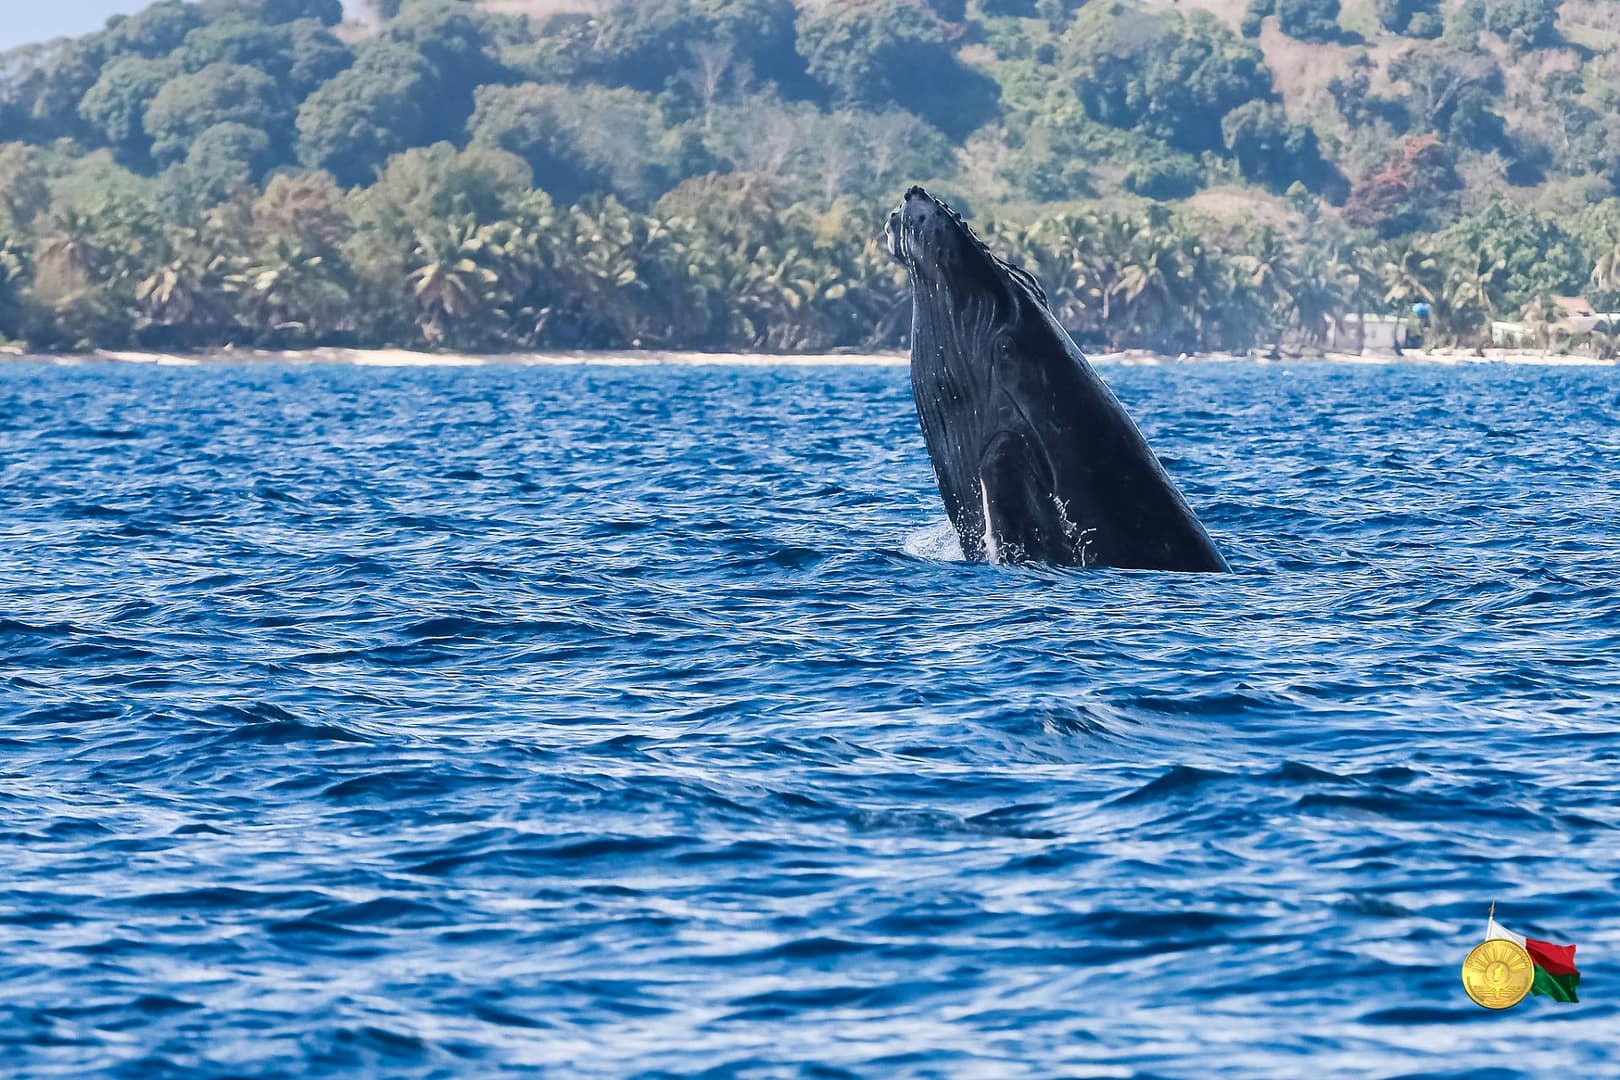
3,359,1617,1077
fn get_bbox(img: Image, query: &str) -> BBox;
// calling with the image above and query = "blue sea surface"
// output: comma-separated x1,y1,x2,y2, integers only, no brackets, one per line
2,357,1618,1078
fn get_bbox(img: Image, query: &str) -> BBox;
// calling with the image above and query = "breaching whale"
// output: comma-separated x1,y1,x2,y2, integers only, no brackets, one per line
886,186,1229,572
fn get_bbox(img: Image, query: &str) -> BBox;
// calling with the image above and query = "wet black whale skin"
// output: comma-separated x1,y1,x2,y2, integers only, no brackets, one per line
890,188,1229,572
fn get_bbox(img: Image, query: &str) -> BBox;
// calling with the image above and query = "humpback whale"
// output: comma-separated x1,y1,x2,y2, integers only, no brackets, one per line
886,187,1229,572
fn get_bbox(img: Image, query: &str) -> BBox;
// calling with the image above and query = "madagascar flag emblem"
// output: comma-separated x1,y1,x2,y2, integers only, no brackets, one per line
1461,907,1580,1009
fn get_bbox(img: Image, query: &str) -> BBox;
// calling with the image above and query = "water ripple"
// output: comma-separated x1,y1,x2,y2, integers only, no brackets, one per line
1,359,1617,1076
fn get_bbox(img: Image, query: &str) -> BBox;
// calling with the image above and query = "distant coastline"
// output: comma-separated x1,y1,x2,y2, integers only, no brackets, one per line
3,346,1614,368
5,0,1620,365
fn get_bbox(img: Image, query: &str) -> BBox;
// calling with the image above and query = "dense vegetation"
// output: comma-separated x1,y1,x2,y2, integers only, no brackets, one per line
2,0,1620,354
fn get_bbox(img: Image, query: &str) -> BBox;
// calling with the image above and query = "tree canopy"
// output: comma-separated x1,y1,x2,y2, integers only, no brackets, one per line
2,0,1620,355
1065,7,1273,155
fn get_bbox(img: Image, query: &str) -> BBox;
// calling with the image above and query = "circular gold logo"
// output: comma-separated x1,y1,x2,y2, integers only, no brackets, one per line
1462,938,1534,1010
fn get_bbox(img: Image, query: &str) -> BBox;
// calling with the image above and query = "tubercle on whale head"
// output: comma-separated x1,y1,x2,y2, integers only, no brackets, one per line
886,186,997,283
885,186,1048,310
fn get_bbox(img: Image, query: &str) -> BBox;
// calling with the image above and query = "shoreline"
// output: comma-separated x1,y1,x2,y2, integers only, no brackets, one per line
1,346,1614,367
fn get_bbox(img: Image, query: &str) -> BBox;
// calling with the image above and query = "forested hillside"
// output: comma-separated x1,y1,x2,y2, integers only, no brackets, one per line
2,0,1619,353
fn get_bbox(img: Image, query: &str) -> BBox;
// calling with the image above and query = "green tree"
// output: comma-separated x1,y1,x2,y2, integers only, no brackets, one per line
1439,199,1587,311
1064,6,1273,154
580,0,811,99
375,0,509,144
1443,1,1486,50
77,55,181,165
159,122,274,212
253,171,353,253
229,237,353,344
143,62,290,167
295,42,434,185
1288,241,1355,343
0,144,52,234
3,38,108,142
344,142,532,305
290,21,357,90
1241,0,1273,38
201,0,344,25
1591,235,1620,297
23,201,161,349
469,192,567,347
39,151,158,221
178,18,352,97
1276,0,1341,42
103,1,205,58
351,142,532,238
1379,237,1441,317
1241,226,1300,342
241,170,360,344
1443,248,1506,339
468,84,683,207
1387,45,1504,148
1221,100,1342,196
404,223,501,346
1376,0,1443,37
132,220,241,347
1120,147,1203,200
1481,0,1560,53
796,0,998,138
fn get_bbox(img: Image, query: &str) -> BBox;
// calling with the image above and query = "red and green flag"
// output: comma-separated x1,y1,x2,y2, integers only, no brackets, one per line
1487,914,1580,1003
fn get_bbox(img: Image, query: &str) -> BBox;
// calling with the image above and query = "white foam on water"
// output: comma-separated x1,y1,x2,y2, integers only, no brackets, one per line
902,520,965,562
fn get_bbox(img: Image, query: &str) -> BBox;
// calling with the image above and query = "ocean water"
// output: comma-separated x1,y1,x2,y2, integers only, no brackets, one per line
1,357,1617,1079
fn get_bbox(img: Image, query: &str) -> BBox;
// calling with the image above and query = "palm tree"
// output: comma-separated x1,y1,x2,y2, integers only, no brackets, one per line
1162,227,1212,350
1193,241,1261,352
136,261,211,337
1336,240,1381,345
747,246,838,351
1378,238,1442,347
844,235,909,349
1590,233,1620,296
32,212,102,303
0,237,26,341
1112,228,1163,335
1518,294,1560,354
1000,212,1104,342
1241,227,1298,351
230,239,353,345
553,199,643,347
1444,250,1507,344
406,223,501,347
1380,238,1440,309
1087,211,1136,342
1591,321,1618,361
1291,243,1355,348
25,209,151,349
